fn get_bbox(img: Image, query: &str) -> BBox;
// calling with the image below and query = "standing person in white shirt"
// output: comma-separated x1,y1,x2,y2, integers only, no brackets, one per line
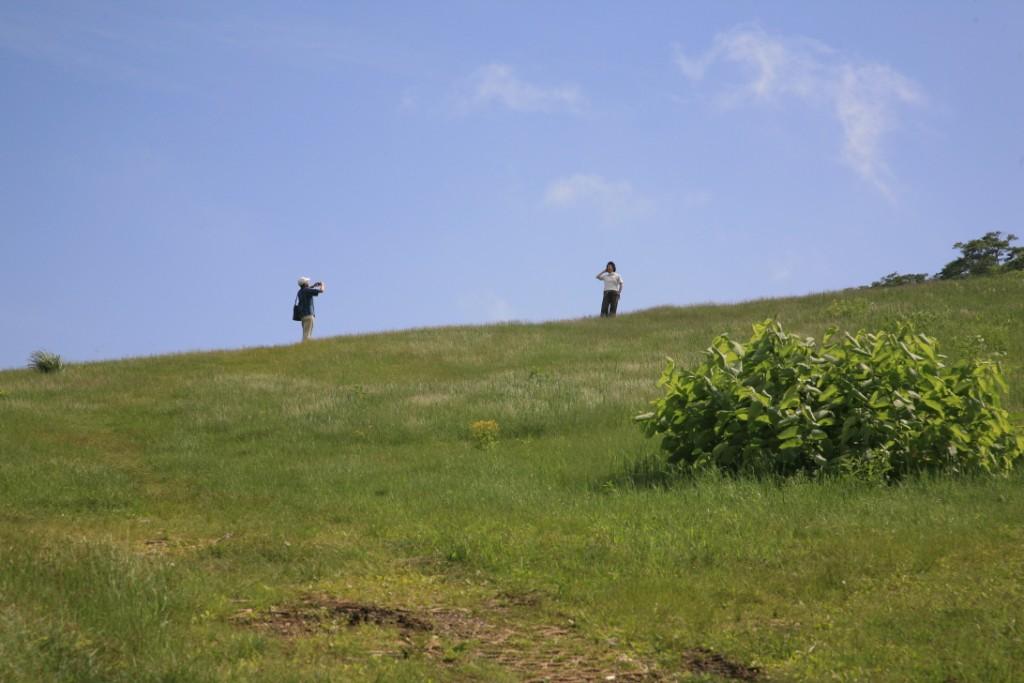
596,261,624,317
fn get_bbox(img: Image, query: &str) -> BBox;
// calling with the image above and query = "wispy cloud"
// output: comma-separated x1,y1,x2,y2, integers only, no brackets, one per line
833,64,922,192
463,63,583,113
675,26,925,195
459,291,515,322
544,173,652,223
0,17,185,92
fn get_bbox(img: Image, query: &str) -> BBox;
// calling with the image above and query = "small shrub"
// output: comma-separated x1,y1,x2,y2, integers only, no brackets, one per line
870,272,929,288
636,320,1022,480
469,420,500,450
28,350,64,373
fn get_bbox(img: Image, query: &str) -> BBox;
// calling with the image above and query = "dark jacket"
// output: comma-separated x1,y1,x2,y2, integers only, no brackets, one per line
296,286,320,317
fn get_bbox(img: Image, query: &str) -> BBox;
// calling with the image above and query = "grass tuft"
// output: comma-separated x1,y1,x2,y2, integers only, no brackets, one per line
28,350,64,373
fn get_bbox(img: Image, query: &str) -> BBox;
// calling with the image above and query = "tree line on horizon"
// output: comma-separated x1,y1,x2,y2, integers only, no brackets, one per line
871,231,1024,288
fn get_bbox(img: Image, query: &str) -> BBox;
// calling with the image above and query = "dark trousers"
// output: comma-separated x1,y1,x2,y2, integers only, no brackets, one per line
601,290,620,317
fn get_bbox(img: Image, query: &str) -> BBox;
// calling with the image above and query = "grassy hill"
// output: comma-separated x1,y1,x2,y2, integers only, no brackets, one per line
2,272,1023,682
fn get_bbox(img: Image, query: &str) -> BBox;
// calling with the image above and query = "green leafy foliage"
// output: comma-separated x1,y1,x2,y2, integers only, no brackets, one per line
937,231,1021,280
870,272,929,288
637,320,1022,479
869,231,1024,286
28,350,64,373
1005,246,1024,271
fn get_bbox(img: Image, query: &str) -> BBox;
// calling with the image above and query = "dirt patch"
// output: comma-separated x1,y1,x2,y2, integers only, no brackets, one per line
424,605,659,681
683,647,760,681
492,589,545,608
232,594,431,636
233,593,759,681
139,532,233,556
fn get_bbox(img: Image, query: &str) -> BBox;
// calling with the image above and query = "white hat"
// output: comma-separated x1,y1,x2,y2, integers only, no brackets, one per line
298,276,311,286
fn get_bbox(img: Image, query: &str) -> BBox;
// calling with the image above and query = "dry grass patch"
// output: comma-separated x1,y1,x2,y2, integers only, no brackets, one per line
137,532,234,557
232,592,761,681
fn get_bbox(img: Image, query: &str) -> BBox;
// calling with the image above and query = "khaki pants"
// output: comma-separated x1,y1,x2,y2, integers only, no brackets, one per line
301,315,315,341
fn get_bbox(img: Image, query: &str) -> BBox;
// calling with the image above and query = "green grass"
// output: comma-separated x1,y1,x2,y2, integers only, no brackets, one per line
1,272,1023,681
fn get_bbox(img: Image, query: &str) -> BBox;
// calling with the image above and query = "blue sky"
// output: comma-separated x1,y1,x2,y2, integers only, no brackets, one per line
2,1,1023,369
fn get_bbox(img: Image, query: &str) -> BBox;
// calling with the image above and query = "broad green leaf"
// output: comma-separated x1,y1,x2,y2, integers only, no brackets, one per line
777,425,800,441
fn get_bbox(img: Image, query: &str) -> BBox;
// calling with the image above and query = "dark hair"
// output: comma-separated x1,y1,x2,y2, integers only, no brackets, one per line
606,261,616,272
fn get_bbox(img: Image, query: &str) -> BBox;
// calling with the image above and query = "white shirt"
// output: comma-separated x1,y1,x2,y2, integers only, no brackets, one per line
598,272,623,292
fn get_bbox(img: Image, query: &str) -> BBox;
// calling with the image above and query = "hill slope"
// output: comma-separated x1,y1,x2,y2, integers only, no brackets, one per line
2,273,1023,681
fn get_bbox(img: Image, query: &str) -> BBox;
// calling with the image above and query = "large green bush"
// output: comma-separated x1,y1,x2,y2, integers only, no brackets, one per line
637,320,1022,479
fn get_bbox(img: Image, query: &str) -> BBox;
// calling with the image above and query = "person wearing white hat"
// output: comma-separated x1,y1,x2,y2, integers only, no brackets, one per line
295,277,326,341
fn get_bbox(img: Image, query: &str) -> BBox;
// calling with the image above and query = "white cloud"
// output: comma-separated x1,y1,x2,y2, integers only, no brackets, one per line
675,26,924,195
545,174,624,205
465,63,583,113
459,291,515,322
834,63,923,194
544,173,652,223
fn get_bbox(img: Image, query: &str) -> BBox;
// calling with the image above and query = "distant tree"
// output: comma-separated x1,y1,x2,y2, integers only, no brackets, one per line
870,272,930,288
936,231,1020,280
1004,246,1024,271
